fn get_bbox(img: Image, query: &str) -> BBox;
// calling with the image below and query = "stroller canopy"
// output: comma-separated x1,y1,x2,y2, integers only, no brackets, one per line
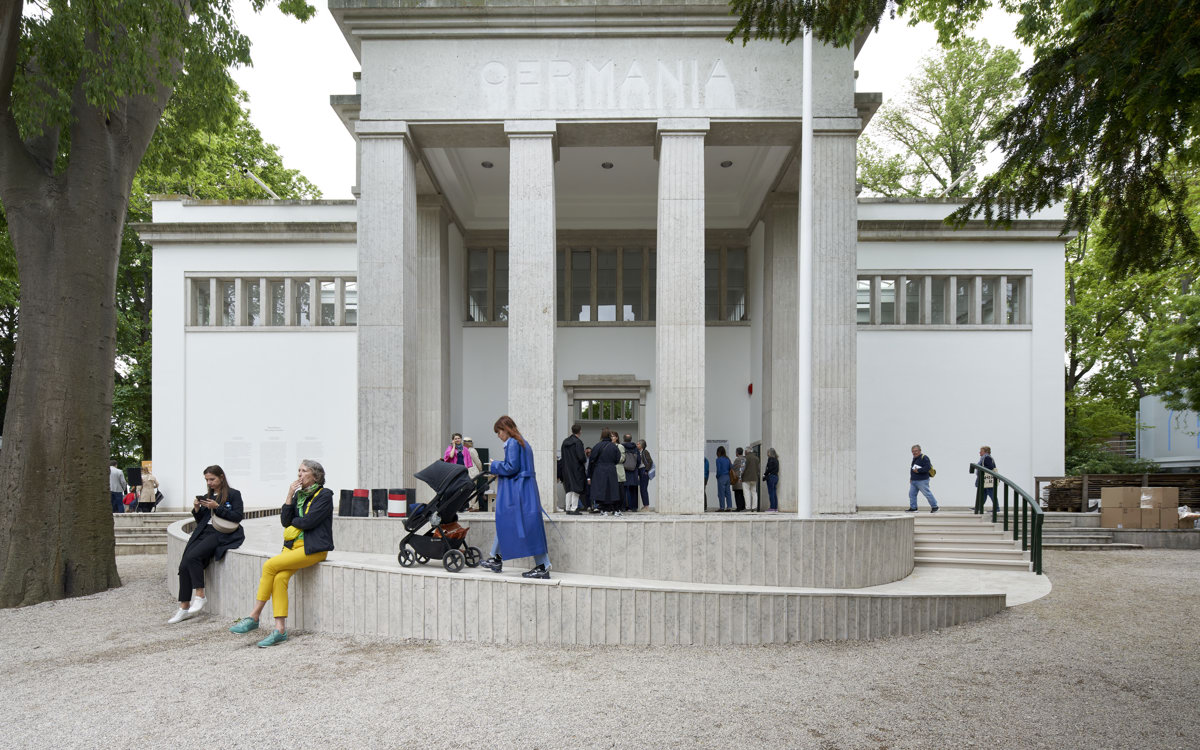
414,460,471,496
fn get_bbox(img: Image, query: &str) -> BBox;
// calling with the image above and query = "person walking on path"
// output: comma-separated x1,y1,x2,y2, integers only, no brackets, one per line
763,448,780,511
560,424,587,515
108,461,127,514
743,447,761,512
229,459,335,647
169,465,244,624
480,415,552,578
715,446,732,511
906,444,939,513
976,445,997,513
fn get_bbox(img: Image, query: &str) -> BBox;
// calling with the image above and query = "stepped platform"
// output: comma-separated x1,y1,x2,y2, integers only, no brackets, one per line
166,513,1040,645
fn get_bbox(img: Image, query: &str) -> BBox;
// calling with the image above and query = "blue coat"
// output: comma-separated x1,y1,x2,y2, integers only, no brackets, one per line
489,437,549,560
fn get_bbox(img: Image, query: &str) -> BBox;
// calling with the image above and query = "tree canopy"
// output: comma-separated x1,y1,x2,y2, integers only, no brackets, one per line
858,37,1022,197
728,0,1200,274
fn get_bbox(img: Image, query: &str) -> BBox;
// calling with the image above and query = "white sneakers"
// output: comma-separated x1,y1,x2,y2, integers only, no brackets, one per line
167,597,206,624
167,607,193,624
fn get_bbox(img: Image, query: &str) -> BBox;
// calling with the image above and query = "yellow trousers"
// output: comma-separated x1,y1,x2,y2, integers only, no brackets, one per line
256,539,328,619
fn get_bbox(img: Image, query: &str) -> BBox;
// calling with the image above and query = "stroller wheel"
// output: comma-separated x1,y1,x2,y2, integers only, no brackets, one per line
415,554,430,565
464,546,482,568
398,546,416,568
442,549,465,573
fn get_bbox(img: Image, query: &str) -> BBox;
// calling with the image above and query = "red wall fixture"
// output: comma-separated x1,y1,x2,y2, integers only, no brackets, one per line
748,383,753,396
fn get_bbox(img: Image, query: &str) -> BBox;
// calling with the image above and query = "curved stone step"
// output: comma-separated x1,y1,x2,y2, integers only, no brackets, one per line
915,556,1032,571
1042,543,1142,551
915,546,1027,560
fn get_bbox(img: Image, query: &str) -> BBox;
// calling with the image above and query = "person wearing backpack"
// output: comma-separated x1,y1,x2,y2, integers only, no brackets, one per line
621,433,641,512
906,444,940,513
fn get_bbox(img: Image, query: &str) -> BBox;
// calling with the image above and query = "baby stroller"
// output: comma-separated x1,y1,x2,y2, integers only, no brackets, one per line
398,460,493,572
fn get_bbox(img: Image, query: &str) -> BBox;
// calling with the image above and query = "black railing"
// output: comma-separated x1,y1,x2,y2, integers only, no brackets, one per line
969,462,1044,575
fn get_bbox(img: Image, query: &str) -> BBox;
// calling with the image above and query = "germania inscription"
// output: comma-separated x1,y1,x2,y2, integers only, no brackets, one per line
479,59,737,113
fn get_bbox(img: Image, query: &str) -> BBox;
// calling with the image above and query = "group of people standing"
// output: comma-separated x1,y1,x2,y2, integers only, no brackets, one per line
558,424,653,516
706,446,780,512
108,460,159,513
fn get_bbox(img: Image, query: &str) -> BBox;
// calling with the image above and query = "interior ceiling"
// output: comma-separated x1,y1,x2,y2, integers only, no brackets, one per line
423,144,793,232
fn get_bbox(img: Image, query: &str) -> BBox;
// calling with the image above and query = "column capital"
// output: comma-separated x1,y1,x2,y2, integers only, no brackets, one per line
655,118,708,161
355,120,412,140
505,120,558,161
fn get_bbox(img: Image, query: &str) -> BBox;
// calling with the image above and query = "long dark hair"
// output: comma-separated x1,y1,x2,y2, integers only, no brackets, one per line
493,415,526,447
203,464,229,503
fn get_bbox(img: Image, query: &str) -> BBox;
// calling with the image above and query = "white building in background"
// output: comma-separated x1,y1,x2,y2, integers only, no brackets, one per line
1137,395,1200,471
138,0,1067,510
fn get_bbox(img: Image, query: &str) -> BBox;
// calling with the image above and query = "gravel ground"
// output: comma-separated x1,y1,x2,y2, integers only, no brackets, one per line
0,550,1196,750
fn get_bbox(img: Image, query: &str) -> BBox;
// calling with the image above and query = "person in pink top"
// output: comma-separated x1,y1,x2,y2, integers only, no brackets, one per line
443,432,474,471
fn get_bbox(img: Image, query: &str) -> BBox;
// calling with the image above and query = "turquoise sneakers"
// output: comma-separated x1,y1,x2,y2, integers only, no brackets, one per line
256,630,288,648
229,617,259,634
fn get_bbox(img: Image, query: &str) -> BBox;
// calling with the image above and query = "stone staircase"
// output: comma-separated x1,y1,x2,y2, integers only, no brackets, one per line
914,513,1032,571
1040,513,1142,551
113,512,190,555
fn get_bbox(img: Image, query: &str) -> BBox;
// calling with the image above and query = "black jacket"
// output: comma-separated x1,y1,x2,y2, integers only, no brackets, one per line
282,487,335,554
560,434,588,494
187,488,245,561
764,456,779,479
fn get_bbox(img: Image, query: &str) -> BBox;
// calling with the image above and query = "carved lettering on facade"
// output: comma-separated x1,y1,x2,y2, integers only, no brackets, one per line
480,59,737,113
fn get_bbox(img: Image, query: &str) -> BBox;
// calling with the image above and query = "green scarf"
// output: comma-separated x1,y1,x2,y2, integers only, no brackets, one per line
293,484,322,542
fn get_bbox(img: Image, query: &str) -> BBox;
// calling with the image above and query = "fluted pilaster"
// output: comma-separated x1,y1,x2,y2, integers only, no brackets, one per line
415,198,450,501
763,196,799,512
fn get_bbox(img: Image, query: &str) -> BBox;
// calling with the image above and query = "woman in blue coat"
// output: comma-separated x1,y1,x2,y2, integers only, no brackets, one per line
715,445,733,511
480,415,552,579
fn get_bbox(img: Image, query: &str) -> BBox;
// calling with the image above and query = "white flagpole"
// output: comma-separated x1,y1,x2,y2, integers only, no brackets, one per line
796,28,814,519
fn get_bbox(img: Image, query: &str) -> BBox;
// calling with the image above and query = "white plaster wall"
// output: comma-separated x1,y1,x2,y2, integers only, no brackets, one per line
747,220,765,441
856,238,1065,506
448,224,466,432
183,331,357,506
151,199,356,224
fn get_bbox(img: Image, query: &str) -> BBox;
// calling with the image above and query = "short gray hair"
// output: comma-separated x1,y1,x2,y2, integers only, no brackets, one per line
300,459,326,485
911,444,922,452
767,447,778,458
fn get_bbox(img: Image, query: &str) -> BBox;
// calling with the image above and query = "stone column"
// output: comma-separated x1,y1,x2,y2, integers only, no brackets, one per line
505,120,557,512
811,129,857,513
762,195,799,512
415,197,450,502
655,118,708,514
355,121,418,490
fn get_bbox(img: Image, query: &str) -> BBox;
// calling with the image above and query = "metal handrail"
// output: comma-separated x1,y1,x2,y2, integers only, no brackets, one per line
969,462,1044,575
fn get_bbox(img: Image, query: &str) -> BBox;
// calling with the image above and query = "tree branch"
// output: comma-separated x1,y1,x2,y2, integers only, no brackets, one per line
0,0,42,199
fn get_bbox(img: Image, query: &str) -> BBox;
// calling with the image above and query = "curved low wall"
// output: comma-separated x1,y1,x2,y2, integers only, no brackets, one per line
335,513,914,589
164,514,1006,645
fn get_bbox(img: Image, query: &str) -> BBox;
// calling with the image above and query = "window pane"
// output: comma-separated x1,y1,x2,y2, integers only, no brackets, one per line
622,248,642,321
571,249,591,321
468,249,489,322
930,277,946,324
725,248,746,321
879,279,895,324
344,281,358,326
247,281,262,326
704,247,720,320
220,281,236,326
294,280,311,326
1007,278,1022,324
981,276,996,324
647,249,657,321
955,278,970,324
270,281,286,325
905,277,920,324
193,280,211,326
856,279,871,324
494,251,509,321
320,281,336,326
596,249,616,321
557,249,565,321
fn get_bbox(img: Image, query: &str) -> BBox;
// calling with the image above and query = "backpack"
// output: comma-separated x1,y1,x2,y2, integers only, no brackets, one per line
623,446,638,472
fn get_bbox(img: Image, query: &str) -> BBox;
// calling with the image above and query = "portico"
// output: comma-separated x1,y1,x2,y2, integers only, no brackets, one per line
332,0,861,513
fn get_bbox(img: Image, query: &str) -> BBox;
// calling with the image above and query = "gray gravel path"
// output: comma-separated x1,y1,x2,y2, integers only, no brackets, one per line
0,550,1195,749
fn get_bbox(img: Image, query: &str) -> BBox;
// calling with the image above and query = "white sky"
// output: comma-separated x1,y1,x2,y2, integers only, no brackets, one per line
229,2,1027,200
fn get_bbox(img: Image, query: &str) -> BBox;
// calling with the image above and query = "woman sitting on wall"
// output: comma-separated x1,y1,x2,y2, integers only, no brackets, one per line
169,465,244,624
229,459,334,647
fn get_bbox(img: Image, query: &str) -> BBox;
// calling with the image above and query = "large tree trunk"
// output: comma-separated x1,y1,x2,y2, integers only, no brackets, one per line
0,190,128,606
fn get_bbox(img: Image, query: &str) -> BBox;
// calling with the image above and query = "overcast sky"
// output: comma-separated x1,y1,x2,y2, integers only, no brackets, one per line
229,2,1026,200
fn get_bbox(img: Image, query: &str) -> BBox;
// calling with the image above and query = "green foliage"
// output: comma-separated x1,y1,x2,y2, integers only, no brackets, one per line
857,38,1022,197
107,83,320,463
1065,442,1159,475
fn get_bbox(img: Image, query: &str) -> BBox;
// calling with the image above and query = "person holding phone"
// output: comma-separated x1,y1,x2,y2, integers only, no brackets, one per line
168,465,244,624
229,459,334,647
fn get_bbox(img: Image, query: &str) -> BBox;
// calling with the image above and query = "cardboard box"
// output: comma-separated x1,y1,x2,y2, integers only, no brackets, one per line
1160,509,1178,530
1140,508,1160,529
1101,487,1141,509
1142,487,1179,510
1101,507,1141,529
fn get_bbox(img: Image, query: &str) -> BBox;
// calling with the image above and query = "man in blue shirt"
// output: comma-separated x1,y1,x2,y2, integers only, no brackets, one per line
906,444,939,513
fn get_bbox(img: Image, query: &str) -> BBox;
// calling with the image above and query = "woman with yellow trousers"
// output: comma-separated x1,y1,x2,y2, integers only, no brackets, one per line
229,459,334,647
